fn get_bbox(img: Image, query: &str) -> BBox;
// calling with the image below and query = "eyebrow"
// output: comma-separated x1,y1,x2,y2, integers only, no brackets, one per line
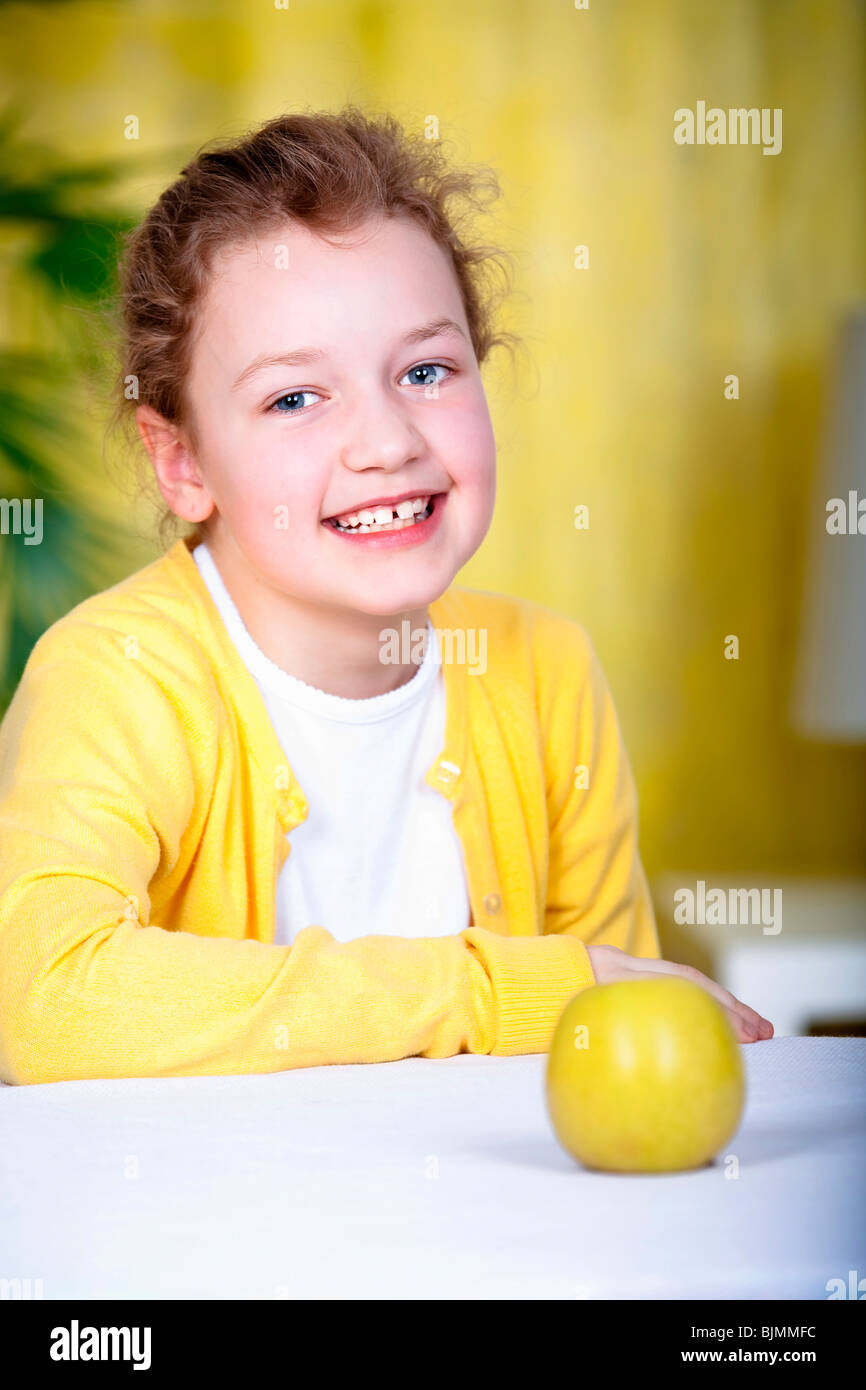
231,317,468,391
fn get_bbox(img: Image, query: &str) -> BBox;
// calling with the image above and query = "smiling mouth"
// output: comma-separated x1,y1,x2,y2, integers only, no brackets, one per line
323,495,437,534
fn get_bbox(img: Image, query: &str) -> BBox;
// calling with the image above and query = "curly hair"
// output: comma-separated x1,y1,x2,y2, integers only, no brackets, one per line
109,105,519,550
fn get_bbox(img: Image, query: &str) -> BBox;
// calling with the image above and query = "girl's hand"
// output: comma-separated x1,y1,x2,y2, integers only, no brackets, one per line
585,944,774,1044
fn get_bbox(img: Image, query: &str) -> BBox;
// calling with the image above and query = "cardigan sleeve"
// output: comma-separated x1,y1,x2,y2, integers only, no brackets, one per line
0,620,591,1084
538,615,661,960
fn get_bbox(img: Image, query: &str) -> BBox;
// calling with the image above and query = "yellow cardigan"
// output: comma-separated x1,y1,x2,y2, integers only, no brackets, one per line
0,536,660,1084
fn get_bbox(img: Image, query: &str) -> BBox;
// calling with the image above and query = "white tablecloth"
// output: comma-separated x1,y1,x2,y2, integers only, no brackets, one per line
1,1037,864,1299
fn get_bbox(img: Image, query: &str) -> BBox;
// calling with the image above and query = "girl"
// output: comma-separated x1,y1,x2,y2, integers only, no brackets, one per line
0,108,772,1083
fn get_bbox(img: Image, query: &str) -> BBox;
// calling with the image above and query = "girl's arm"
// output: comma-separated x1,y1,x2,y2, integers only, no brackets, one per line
0,624,594,1085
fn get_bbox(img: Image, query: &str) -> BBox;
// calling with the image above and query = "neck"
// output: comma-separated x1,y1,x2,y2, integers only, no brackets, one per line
199,534,431,699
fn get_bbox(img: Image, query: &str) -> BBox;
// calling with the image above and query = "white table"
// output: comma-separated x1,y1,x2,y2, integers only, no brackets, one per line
1,1037,864,1300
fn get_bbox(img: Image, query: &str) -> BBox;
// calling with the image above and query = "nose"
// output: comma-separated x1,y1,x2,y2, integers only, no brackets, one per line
338,387,424,474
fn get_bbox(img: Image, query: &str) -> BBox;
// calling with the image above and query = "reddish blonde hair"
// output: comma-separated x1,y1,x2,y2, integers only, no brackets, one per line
111,105,518,548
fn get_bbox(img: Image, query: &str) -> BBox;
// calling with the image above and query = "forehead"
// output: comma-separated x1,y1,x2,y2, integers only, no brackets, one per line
201,214,463,332
185,215,470,393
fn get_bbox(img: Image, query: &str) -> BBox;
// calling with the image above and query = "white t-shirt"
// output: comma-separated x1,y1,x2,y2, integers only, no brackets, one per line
192,543,471,944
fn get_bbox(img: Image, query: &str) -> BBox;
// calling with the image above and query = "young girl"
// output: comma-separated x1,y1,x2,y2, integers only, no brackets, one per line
0,108,772,1084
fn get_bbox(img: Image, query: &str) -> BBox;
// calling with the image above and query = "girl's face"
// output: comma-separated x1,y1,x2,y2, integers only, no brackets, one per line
157,213,497,619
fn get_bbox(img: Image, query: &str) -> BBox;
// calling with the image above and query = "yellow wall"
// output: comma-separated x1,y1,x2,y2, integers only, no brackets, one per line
2,0,864,880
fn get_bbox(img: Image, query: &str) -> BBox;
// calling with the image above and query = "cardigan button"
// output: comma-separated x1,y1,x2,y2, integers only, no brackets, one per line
483,893,502,915
433,759,461,788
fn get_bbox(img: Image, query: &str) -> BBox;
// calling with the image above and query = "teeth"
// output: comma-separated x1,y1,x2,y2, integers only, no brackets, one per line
358,516,410,534
329,495,433,532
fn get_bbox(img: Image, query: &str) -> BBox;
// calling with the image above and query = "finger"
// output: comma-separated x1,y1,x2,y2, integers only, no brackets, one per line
632,957,768,1035
726,1008,759,1042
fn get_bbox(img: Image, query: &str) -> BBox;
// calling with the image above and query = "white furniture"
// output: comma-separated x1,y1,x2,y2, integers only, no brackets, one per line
1,1037,863,1299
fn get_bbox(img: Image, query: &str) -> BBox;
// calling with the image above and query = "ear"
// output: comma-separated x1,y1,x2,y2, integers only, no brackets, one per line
135,403,215,525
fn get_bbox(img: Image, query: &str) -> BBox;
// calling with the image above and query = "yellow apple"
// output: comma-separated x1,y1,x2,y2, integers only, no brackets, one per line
545,975,745,1173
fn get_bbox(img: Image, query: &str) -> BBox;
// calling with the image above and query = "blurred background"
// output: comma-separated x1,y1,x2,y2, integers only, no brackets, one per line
0,0,863,1033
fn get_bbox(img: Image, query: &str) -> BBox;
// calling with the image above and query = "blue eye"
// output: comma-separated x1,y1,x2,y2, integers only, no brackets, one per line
270,390,320,414
400,362,452,388
268,362,453,415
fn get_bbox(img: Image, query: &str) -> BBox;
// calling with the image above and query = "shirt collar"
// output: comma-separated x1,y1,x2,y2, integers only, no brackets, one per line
162,535,471,828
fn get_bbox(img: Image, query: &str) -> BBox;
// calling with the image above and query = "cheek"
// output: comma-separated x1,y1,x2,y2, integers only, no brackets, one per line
241,453,332,560
437,401,496,483
222,426,323,510
457,418,497,500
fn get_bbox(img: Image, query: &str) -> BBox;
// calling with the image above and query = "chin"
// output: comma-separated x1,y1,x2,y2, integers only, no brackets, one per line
349,592,438,620
349,575,451,618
